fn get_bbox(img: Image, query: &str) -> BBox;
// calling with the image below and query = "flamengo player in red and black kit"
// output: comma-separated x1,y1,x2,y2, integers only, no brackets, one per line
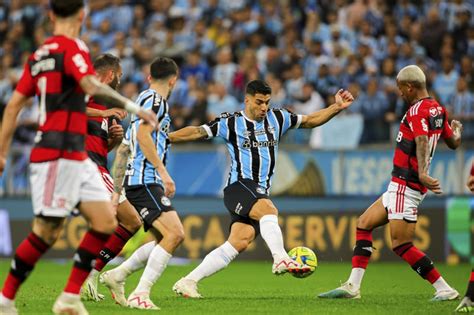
319,65,463,302
0,1,156,315
80,54,142,302
454,163,474,312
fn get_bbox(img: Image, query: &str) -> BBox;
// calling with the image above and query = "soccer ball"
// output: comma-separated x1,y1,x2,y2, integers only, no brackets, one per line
288,246,318,278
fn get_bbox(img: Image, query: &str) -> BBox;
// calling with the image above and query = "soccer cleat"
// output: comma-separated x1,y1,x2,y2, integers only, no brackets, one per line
127,292,160,310
430,288,459,302
52,292,89,315
272,258,311,275
455,297,474,312
318,282,361,299
172,278,203,298
100,270,127,306
81,271,105,302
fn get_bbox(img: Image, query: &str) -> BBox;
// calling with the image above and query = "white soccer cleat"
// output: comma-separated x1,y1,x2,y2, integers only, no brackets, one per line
430,288,459,302
455,296,474,312
127,292,160,310
0,303,18,315
272,258,311,276
172,278,203,298
100,270,127,306
52,292,89,315
81,271,105,302
318,282,361,299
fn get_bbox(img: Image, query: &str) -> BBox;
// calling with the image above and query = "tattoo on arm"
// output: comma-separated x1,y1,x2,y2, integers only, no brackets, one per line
415,136,430,175
112,143,130,193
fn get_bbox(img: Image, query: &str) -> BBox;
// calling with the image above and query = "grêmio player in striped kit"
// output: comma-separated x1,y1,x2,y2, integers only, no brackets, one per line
170,79,354,298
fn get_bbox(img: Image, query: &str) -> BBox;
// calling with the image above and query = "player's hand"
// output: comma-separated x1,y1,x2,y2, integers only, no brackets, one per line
419,173,443,194
451,120,463,136
111,191,120,215
137,109,157,129
161,172,176,198
0,155,5,176
102,108,127,120
334,89,355,110
108,119,124,140
467,175,474,193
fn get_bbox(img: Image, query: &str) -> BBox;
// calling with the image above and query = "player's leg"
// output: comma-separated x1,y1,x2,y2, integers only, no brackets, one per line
390,219,458,301
173,222,251,298
455,269,474,312
0,216,64,314
127,209,184,310
52,159,116,315
318,196,388,299
82,199,141,302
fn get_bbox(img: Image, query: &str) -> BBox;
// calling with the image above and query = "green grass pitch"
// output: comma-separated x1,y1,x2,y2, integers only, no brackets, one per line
0,260,470,314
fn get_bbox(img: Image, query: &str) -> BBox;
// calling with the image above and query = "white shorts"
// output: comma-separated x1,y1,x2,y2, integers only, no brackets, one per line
99,170,127,204
30,158,110,217
382,181,425,222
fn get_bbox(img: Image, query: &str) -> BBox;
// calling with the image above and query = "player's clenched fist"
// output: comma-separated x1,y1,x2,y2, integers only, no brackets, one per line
334,89,355,110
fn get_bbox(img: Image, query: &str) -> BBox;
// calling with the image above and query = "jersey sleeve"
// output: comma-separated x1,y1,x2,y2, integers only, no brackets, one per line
15,61,36,97
441,110,454,139
279,108,303,135
64,39,95,83
202,114,229,140
406,108,429,138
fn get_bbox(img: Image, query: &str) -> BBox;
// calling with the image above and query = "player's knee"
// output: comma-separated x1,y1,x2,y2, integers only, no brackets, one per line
356,216,373,230
91,216,118,235
32,217,64,245
121,217,142,234
167,226,185,247
231,239,250,252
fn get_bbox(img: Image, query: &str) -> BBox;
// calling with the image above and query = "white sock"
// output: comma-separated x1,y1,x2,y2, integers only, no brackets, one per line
134,244,171,294
433,277,452,292
186,241,239,282
88,269,99,279
0,293,14,306
114,241,156,281
259,214,289,262
348,268,365,289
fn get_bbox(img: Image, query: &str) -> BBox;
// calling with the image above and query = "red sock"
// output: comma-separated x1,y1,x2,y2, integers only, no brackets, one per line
94,224,134,272
1,233,50,299
393,242,440,284
64,230,110,294
351,228,373,269
466,269,474,299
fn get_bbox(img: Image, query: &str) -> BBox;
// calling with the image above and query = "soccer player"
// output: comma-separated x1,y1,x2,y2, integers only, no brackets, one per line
80,54,142,302
168,79,354,298
318,65,462,301
0,1,155,314
98,57,185,310
454,163,474,312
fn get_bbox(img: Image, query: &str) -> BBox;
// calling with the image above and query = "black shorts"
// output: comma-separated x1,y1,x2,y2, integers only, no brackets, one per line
125,184,174,231
223,179,269,235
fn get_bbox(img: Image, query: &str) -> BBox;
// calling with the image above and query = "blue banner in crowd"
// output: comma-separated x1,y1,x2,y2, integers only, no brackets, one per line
166,147,472,197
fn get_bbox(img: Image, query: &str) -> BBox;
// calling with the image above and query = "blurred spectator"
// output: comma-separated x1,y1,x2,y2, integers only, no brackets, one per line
180,50,211,85
213,46,237,91
291,83,325,116
207,83,241,120
449,76,474,138
433,57,460,105
420,7,447,61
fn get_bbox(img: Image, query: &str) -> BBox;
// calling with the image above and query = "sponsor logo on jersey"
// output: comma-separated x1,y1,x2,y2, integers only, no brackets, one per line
140,207,149,218
161,196,171,207
256,187,266,194
235,202,243,215
421,118,428,132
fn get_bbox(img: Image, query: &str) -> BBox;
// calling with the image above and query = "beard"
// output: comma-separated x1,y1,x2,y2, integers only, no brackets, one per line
109,75,119,90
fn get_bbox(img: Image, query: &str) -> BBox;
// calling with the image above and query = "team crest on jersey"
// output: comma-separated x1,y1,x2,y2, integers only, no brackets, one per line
267,126,275,134
429,107,438,117
242,130,251,137
256,187,266,194
161,196,171,207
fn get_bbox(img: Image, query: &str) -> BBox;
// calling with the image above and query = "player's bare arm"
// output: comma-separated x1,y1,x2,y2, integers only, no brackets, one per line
299,89,354,129
111,142,130,193
80,75,156,127
86,107,127,120
444,120,462,149
415,135,442,194
0,91,31,174
137,122,176,198
107,119,124,151
168,125,208,143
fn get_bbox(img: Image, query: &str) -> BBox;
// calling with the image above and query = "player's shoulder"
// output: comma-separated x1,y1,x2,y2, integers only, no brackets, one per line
408,98,443,117
136,89,156,104
217,111,242,120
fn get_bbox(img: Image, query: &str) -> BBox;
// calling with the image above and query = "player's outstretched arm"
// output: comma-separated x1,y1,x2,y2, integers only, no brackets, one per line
0,91,30,175
137,122,176,198
111,142,130,194
444,120,462,150
299,89,354,129
86,107,127,120
168,126,208,143
415,135,442,194
80,75,156,127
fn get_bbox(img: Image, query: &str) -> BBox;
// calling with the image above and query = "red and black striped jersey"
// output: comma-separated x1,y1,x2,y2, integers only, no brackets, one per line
85,97,109,173
391,97,454,193
15,35,95,163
